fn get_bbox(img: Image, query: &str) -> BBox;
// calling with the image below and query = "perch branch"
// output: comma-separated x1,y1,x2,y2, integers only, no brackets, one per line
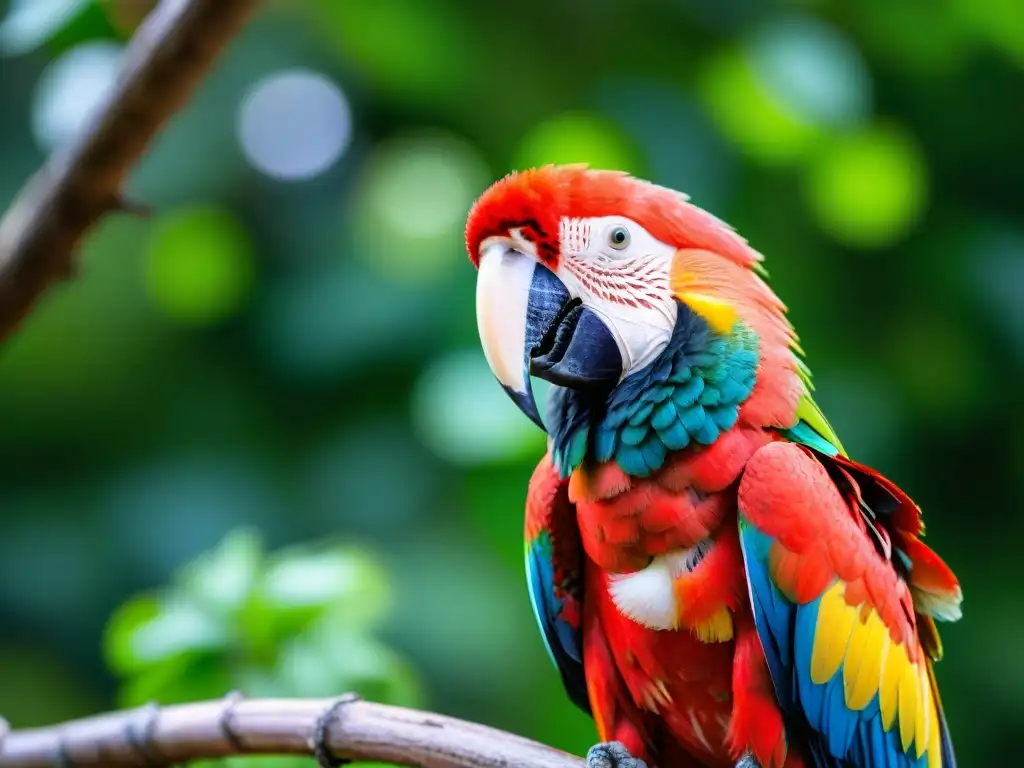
0,694,585,768
0,0,261,343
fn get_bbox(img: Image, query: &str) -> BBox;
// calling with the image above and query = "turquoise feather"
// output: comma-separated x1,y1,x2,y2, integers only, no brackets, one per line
547,304,760,478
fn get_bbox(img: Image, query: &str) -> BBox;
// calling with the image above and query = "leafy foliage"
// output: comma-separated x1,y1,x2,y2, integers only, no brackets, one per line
104,529,419,767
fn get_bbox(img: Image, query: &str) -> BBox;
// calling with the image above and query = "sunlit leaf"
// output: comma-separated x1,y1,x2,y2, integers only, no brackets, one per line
179,528,263,616
105,595,162,674
106,596,227,673
107,531,419,718
245,543,392,643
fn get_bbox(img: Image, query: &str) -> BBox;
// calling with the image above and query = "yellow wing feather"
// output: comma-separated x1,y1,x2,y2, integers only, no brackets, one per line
811,580,945,764
811,582,857,684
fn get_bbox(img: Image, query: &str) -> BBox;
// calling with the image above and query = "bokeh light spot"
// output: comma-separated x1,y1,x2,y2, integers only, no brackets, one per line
411,349,545,466
0,0,88,55
352,129,489,283
238,69,352,182
144,207,255,326
699,47,821,165
514,112,644,174
749,16,872,128
803,123,928,248
31,41,122,151
369,138,475,240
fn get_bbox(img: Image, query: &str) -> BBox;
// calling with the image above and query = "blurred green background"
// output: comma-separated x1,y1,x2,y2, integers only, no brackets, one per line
0,0,1021,766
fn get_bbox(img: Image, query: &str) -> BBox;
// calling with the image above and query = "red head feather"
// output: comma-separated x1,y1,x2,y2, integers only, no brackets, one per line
465,164,763,271
465,164,810,432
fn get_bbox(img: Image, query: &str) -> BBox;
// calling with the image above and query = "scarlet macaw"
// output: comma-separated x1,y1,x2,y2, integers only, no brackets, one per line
466,165,962,768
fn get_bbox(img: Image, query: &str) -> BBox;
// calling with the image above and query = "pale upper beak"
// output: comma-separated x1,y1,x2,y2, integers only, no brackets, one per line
475,243,622,432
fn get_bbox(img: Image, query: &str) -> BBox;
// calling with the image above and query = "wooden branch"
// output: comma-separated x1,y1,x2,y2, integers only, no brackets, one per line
0,694,585,768
0,0,261,343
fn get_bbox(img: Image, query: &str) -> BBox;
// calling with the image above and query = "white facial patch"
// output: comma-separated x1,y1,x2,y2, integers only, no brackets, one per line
559,217,592,253
557,215,678,378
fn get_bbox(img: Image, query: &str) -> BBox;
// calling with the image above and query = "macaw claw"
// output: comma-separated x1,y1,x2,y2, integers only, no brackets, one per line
586,741,647,768
735,753,761,768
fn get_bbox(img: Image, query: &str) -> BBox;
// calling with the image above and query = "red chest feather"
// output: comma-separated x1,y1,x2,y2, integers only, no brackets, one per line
568,426,774,572
571,427,801,767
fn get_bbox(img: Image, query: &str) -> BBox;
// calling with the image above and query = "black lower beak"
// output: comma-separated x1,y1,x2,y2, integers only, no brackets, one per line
529,298,622,389
477,251,624,434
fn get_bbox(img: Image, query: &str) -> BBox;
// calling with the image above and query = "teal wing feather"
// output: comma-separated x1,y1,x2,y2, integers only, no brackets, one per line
525,453,590,714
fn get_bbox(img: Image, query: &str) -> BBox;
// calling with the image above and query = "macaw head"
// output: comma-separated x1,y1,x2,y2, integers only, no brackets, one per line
466,164,802,432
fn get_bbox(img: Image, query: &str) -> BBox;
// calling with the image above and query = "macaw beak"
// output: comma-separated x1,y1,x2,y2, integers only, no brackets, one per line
475,243,622,432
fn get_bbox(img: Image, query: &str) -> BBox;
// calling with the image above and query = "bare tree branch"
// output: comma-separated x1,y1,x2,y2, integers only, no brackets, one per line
0,0,261,344
0,694,585,768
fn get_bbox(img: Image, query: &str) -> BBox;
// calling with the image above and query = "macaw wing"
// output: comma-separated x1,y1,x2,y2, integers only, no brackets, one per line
525,452,590,714
737,441,960,768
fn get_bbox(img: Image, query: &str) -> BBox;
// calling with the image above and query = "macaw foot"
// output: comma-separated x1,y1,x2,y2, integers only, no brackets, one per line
586,741,647,768
735,753,761,768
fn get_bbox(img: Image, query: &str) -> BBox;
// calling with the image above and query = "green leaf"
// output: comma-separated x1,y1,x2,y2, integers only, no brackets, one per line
106,529,420,716
240,543,391,655
261,545,388,612
105,594,227,674
276,626,421,707
178,527,263,616
118,651,231,708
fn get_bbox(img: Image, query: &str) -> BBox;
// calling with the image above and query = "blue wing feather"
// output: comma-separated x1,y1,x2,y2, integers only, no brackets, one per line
739,516,939,768
526,530,590,714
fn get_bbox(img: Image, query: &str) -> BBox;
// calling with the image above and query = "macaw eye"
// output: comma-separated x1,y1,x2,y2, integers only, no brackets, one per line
608,225,631,250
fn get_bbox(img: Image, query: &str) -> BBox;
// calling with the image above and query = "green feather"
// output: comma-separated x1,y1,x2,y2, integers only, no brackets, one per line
794,394,847,457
